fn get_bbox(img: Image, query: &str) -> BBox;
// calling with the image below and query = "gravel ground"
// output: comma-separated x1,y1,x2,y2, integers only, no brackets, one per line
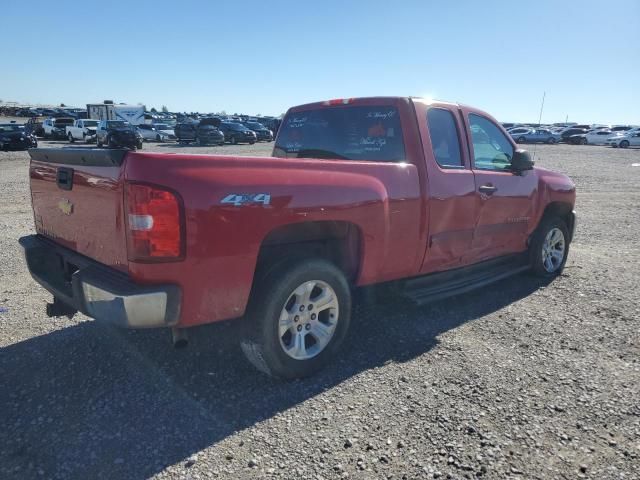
0,133,639,480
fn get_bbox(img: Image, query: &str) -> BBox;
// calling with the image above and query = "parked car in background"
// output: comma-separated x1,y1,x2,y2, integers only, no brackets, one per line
174,119,225,145
242,121,273,142
174,122,199,144
510,128,560,144
66,119,99,143
585,130,614,145
568,134,587,145
137,124,175,142
560,128,589,143
96,120,143,149
24,116,47,137
507,126,531,135
195,118,225,146
219,121,257,144
0,123,37,151
606,131,640,148
152,124,177,141
42,117,75,139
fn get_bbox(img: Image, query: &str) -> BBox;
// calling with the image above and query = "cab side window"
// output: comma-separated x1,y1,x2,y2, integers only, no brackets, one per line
468,114,514,171
427,108,463,168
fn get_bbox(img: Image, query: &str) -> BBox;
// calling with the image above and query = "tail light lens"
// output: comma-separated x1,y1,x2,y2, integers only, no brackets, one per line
125,182,184,262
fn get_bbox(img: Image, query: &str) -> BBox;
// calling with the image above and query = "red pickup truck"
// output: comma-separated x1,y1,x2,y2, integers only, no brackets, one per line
20,97,576,379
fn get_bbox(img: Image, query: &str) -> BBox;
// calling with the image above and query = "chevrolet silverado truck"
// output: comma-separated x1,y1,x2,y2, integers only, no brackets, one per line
20,97,576,379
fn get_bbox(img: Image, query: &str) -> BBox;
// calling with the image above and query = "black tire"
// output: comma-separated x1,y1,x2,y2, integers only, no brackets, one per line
97,140,103,148
529,216,570,278
231,136,238,145
108,136,117,149
249,141,256,145
137,141,143,149
218,142,225,146
241,258,352,379
581,138,588,145
547,137,556,144
68,133,74,143
517,136,526,144
620,140,630,149
156,134,162,142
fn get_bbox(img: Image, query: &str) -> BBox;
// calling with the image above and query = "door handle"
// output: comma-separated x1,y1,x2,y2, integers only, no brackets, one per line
479,184,497,195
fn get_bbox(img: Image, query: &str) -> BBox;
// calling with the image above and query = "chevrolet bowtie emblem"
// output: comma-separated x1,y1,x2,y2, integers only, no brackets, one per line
58,199,74,216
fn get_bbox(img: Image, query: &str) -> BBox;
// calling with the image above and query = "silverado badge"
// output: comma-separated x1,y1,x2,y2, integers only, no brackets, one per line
57,199,74,216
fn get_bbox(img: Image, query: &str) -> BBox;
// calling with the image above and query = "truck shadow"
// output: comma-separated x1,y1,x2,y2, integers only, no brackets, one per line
0,274,549,479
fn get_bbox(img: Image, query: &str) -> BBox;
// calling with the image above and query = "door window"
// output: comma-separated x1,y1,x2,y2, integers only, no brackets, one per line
468,114,514,171
427,108,463,168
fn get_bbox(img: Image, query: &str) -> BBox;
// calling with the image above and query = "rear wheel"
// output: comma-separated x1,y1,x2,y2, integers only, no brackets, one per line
547,137,556,144
581,138,588,145
68,133,74,143
529,216,569,277
517,136,526,144
620,140,630,148
241,258,351,379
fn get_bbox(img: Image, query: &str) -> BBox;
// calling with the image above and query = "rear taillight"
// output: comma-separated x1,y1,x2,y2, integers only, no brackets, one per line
125,182,184,262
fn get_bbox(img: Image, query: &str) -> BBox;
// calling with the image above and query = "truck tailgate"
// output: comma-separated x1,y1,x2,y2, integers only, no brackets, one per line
29,149,129,272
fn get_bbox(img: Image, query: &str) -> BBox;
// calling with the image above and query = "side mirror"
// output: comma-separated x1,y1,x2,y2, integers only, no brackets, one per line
511,149,534,173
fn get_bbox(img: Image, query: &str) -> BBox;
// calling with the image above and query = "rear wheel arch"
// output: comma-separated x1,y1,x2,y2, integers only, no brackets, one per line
253,221,363,286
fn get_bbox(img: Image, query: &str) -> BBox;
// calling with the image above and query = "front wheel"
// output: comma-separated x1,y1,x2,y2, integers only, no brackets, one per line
620,140,630,148
68,133,75,143
241,258,351,379
529,216,570,277
517,136,526,144
547,137,557,144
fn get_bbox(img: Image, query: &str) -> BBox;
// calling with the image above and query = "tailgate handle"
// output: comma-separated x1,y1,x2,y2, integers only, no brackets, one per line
56,167,74,191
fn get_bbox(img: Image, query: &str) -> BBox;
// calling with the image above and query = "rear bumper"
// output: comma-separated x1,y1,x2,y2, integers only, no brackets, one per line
19,235,181,328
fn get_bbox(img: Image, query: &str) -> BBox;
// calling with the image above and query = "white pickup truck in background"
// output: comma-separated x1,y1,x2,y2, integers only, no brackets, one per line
66,119,99,143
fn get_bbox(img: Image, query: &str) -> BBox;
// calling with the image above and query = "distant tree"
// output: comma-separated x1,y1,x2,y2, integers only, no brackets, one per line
150,107,157,113
161,105,168,113
60,103,66,107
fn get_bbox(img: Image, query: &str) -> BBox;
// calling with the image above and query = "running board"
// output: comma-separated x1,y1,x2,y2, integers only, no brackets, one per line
402,254,530,305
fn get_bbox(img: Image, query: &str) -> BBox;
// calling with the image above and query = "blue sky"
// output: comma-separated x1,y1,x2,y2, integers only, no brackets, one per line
2,0,639,123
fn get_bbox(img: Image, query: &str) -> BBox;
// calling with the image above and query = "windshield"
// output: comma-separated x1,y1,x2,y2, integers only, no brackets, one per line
154,124,170,130
225,122,248,131
274,105,405,161
246,122,265,130
107,121,129,128
84,121,98,127
54,118,74,126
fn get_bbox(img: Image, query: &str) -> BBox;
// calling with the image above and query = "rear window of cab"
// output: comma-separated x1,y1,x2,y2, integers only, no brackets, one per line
274,105,405,162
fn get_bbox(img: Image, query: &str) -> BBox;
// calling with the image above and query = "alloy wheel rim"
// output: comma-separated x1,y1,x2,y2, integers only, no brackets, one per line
278,280,339,360
542,227,566,273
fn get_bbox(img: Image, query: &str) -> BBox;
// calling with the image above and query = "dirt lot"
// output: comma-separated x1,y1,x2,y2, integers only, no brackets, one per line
0,136,638,480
